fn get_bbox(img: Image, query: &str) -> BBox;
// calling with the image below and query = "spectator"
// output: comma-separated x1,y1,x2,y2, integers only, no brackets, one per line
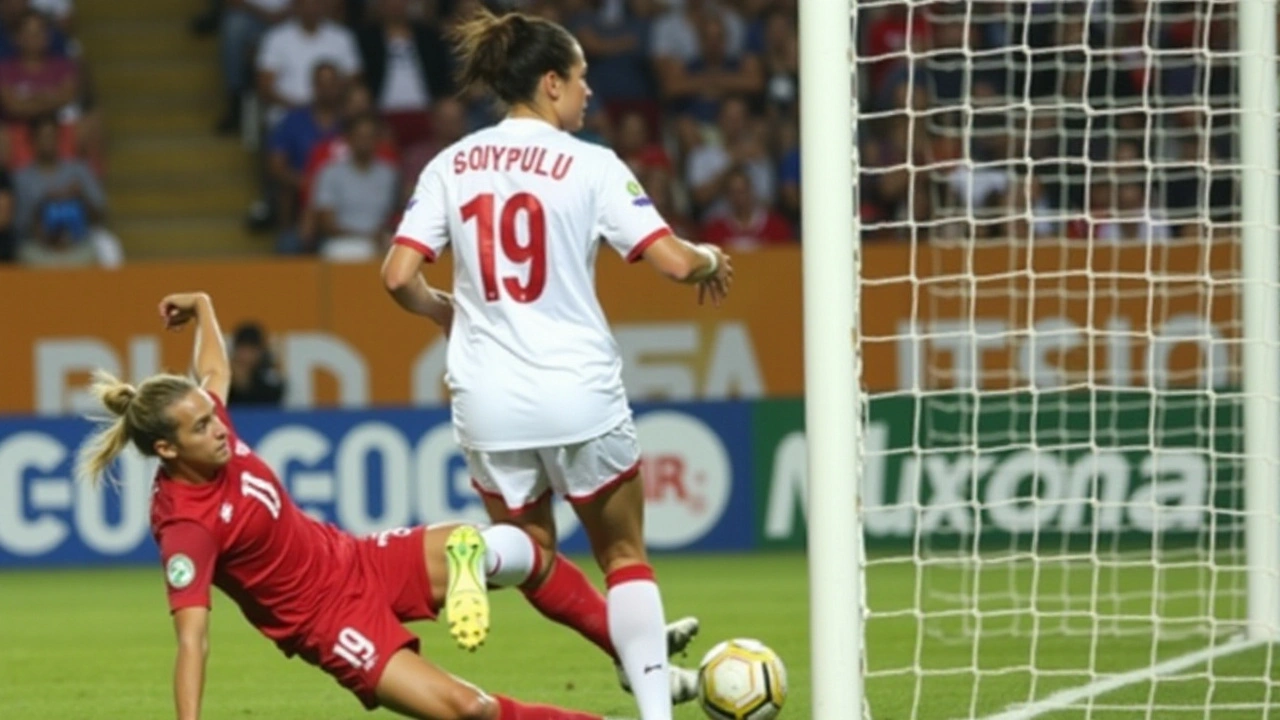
684,97,773,215
216,0,291,134
1094,181,1171,244
774,118,798,224
758,8,796,119
228,321,287,406
650,0,747,72
255,0,361,124
1002,172,1057,241
14,115,120,268
859,2,928,104
0,0,69,60
658,10,763,124
265,61,346,231
398,95,468,183
28,0,71,34
356,0,455,148
300,112,398,260
614,108,672,173
567,0,660,132
0,10,78,166
699,166,793,250
298,80,398,207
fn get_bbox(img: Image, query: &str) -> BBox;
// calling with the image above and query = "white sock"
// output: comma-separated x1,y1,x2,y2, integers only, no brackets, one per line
608,573,671,720
480,524,537,588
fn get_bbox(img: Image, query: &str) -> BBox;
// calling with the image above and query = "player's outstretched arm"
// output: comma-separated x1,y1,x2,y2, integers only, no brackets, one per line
640,235,734,306
172,607,210,720
158,293,231,400
381,244,453,332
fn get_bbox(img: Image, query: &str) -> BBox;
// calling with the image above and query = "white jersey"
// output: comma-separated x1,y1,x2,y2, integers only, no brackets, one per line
393,118,671,451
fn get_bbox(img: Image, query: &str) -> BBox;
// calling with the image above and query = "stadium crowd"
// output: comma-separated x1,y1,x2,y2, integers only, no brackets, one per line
210,0,803,261
0,0,122,267
0,0,1244,267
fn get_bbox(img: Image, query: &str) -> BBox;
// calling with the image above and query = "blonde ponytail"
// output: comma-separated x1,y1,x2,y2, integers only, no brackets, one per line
75,370,198,486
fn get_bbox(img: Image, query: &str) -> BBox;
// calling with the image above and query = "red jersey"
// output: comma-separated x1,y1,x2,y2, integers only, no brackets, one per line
150,392,357,654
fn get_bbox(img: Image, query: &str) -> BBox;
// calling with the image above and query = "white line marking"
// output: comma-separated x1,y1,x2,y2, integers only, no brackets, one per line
975,635,1264,720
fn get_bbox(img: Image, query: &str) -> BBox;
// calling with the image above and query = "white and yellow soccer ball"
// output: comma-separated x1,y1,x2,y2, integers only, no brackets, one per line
696,638,788,720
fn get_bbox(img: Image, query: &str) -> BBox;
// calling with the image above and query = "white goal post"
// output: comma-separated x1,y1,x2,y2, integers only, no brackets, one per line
800,1,1280,718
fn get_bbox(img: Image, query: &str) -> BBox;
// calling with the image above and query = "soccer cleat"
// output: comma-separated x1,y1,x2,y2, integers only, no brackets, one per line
615,616,702,703
615,663,700,705
444,525,490,652
665,616,699,657
668,666,699,705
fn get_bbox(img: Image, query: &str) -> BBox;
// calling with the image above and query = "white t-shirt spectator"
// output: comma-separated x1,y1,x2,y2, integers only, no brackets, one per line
649,4,747,64
380,36,430,111
257,19,361,108
314,157,398,238
686,143,775,206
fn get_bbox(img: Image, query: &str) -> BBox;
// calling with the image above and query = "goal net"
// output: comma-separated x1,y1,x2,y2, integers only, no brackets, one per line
851,1,1280,718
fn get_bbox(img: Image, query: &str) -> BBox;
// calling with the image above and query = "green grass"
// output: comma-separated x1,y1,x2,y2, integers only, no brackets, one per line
2,553,1277,719
0,555,809,720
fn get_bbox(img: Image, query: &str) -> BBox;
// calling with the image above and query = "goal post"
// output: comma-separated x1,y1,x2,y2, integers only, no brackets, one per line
1238,0,1280,645
798,0,864,719
800,0,1280,717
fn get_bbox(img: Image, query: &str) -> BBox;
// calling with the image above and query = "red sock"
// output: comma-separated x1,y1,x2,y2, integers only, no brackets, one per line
495,694,602,720
522,553,617,659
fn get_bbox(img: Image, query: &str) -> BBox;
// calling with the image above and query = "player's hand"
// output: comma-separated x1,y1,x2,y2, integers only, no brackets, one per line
697,247,733,307
159,293,209,331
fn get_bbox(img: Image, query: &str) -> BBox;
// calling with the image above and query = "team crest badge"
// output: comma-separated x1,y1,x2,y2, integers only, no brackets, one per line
166,554,196,589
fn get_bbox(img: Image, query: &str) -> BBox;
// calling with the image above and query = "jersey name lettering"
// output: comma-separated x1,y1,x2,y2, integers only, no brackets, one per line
452,145,574,179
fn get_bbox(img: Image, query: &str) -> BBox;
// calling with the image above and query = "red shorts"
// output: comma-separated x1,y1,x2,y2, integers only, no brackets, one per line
294,527,438,709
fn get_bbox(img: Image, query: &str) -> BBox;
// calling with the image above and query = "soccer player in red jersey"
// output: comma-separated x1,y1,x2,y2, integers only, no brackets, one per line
74,292,644,720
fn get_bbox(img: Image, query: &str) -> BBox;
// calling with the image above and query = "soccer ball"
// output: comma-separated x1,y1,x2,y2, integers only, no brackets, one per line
697,638,787,720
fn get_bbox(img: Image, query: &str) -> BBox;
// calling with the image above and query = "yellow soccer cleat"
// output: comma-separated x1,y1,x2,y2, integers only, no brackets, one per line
444,525,490,652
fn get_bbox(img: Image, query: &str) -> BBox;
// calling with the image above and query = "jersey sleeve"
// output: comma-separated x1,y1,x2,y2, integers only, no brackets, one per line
391,157,449,262
157,520,218,613
594,152,672,263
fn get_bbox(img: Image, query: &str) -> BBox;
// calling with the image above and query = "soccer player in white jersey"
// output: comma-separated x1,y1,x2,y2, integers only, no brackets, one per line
380,9,733,720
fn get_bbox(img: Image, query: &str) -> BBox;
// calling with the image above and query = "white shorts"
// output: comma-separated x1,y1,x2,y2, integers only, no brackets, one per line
465,419,641,514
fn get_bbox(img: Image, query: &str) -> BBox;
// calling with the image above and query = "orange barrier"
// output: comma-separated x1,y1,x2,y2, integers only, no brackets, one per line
0,243,1234,415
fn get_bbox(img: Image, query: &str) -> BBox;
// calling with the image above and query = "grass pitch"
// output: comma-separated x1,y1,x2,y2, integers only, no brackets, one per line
2,553,1276,719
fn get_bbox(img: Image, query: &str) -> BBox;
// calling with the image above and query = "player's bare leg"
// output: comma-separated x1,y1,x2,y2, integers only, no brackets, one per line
571,474,673,720
375,648,608,720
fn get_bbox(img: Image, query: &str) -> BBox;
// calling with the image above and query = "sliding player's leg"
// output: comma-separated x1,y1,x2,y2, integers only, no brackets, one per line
376,648,606,720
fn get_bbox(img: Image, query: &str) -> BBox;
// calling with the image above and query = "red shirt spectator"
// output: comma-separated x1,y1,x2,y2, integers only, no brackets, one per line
700,167,794,250
863,6,929,95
